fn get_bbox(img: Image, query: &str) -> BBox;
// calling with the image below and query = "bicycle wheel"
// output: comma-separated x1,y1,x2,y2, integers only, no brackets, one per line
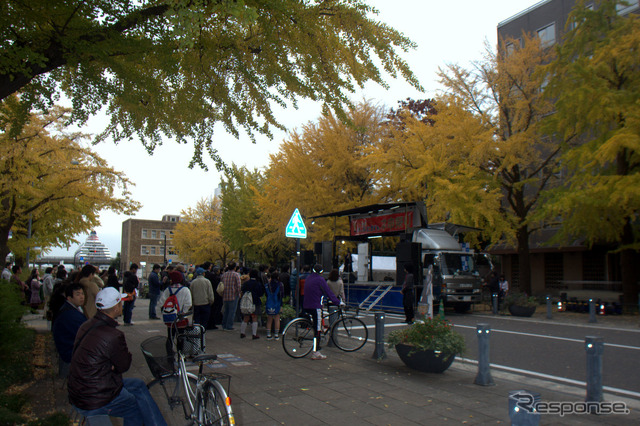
282,318,314,358
196,380,235,425
147,373,198,425
331,317,368,352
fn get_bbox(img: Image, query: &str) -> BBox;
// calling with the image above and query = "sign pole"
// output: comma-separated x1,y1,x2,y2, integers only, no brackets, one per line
296,238,301,315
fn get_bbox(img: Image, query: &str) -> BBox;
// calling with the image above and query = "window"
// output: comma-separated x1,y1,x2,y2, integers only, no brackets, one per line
617,1,639,16
151,230,157,238
142,229,148,238
151,246,157,255
160,231,166,238
140,245,148,255
537,23,556,47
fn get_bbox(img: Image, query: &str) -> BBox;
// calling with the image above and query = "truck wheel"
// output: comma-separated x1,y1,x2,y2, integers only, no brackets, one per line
453,303,471,314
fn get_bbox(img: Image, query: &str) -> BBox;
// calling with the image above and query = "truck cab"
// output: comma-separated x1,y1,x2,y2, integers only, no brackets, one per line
413,229,486,313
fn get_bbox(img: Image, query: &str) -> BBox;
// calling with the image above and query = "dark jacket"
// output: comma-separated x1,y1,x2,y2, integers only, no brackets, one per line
68,311,132,410
241,279,265,310
106,273,120,290
52,301,87,363
123,270,139,293
148,270,162,295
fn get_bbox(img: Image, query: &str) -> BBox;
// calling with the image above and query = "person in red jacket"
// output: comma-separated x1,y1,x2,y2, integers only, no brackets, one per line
68,287,167,424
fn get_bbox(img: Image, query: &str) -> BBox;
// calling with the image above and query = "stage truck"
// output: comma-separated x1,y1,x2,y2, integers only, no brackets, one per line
309,202,491,313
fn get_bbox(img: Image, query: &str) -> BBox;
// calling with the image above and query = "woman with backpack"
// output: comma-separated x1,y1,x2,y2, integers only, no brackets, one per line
239,269,264,340
265,271,284,341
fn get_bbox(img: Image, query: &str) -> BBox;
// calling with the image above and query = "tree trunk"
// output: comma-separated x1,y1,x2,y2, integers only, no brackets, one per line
620,220,639,313
516,225,532,295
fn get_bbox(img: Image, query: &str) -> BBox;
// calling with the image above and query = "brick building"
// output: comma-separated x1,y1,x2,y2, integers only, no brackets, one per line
120,215,183,278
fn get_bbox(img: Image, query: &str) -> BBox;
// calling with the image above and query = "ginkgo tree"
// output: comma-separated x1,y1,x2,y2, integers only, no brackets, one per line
367,97,506,248
369,36,561,295
543,0,640,311
248,101,387,264
172,196,231,265
0,0,420,168
0,102,140,264
219,164,265,265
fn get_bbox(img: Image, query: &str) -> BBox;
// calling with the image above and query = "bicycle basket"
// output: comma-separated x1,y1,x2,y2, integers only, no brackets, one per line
176,324,206,357
141,336,175,380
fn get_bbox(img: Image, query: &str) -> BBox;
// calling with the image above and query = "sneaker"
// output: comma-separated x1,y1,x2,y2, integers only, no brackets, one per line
252,335,260,340
266,334,273,340
124,322,133,326
240,334,246,339
274,334,280,341
310,351,327,360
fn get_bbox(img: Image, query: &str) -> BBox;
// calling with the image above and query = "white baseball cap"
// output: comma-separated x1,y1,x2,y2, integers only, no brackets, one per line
95,287,127,309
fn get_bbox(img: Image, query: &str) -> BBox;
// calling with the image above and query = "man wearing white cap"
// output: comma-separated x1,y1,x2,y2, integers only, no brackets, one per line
68,287,167,424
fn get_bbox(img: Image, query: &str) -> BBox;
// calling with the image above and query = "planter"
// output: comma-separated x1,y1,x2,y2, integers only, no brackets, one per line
508,304,536,317
395,343,455,373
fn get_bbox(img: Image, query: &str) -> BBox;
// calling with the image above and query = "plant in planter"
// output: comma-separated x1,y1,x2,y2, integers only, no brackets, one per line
387,318,466,373
503,290,538,317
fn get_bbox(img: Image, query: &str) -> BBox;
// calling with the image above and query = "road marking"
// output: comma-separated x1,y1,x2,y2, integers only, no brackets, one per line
458,357,640,400
454,324,640,351
467,313,640,334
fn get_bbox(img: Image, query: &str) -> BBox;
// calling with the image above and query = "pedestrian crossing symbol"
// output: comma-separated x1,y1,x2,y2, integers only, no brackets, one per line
285,208,307,239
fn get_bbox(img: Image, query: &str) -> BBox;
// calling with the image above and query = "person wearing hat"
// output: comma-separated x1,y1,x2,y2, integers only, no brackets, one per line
189,266,214,327
68,287,167,425
158,270,193,329
303,264,344,360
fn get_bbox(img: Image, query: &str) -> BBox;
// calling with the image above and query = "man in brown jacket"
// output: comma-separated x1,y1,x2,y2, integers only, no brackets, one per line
68,287,166,424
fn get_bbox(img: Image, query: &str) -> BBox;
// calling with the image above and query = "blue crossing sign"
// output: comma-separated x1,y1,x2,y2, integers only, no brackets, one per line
285,208,307,239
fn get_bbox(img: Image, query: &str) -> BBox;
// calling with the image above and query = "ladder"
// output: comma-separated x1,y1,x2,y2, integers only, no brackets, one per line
358,285,393,312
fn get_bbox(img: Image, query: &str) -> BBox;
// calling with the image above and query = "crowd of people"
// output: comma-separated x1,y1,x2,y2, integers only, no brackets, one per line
2,257,347,422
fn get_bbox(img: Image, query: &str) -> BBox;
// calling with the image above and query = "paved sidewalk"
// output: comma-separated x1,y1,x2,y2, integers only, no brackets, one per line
24,300,640,425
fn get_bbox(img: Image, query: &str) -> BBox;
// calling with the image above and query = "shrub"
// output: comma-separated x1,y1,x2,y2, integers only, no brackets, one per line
387,317,466,356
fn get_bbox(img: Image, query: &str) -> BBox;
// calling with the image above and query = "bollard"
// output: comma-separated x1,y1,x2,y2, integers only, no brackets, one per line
508,390,541,426
588,299,597,323
585,336,604,406
492,293,499,315
474,323,494,386
546,296,552,320
372,312,386,360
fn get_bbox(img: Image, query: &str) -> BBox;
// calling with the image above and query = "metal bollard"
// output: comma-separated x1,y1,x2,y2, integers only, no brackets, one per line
474,323,494,386
546,296,552,320
588,299,597,323
492,293,499,315
508,390,541,426
372,312,386,360
585,336,604,405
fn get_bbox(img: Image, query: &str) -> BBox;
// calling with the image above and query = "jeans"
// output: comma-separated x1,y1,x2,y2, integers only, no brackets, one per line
148,292,160,319
222,299,238,330
123,300,135,324
193,304,211,327
74,378,167,426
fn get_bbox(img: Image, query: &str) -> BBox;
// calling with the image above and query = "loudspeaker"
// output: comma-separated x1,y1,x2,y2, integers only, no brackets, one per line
396,242,422,287
300,250,315,268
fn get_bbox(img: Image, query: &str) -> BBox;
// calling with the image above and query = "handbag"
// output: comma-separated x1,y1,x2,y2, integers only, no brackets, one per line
216,281,224,296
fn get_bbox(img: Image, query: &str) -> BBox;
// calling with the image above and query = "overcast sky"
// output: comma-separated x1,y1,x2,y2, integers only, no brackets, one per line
50,0,538,257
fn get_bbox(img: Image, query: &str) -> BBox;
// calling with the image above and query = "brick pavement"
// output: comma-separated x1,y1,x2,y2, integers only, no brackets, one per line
23,299,640,425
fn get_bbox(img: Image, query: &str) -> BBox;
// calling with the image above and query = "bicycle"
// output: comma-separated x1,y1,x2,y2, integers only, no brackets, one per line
281,305,368,358
141,311,235,425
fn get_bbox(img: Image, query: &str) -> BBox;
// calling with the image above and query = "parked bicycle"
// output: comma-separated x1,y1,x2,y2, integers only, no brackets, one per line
141,311,235,425
282,305,368,358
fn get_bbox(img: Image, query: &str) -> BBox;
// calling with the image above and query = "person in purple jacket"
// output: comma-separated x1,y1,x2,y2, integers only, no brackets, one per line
302,264,344,360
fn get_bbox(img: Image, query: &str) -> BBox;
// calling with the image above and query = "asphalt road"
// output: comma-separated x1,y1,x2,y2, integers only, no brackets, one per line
438,312,640,396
